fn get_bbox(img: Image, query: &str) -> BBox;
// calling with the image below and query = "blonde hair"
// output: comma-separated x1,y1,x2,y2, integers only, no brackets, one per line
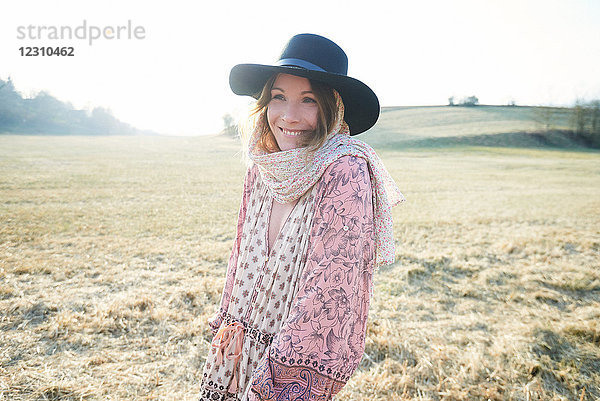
239,74,338,154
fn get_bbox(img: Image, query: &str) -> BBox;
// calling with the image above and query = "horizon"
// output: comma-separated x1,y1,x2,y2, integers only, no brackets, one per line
0,80,586,137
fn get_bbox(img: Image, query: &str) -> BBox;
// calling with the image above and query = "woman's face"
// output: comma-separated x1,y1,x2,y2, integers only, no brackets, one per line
267,74,318,152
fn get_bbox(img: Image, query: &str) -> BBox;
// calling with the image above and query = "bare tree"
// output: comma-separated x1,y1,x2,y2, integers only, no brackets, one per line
571,99,600,146
533,107,557,131
222,113,237,137
590,100,600,137
459,96,479,106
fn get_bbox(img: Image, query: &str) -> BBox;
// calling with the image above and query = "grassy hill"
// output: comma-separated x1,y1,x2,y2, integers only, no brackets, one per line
363,105,577,149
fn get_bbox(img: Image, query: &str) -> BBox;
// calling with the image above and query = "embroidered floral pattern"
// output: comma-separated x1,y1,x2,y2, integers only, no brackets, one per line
200,156,375,401
249,157,375,401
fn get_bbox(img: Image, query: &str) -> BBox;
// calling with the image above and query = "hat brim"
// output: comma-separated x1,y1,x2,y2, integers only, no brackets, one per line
229,64,380,136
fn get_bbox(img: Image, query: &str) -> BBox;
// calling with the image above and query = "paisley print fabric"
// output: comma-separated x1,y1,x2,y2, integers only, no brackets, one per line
199,155,375,401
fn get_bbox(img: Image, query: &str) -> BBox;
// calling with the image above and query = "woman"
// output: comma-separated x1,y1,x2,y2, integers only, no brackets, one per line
200,33,404,401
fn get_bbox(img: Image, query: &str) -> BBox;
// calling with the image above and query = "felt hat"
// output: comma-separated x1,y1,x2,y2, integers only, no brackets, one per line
229,33,380,135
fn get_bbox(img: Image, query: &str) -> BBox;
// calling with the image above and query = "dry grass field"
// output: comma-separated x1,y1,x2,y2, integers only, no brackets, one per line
1,115,599,400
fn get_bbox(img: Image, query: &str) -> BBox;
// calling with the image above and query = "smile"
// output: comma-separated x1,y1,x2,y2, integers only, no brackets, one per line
280,128,307,137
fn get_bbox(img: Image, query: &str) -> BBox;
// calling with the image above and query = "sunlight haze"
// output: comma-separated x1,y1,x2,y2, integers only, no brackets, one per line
1,0,599,136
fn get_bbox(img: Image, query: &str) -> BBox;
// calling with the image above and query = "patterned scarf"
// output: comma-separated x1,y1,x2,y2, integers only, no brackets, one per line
248,91,405,267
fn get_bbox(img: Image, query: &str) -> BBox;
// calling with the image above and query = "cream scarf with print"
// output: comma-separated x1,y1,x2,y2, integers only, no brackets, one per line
248,91,405,267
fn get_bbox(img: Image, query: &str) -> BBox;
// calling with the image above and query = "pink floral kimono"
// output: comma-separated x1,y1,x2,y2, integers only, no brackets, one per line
199,155,376,401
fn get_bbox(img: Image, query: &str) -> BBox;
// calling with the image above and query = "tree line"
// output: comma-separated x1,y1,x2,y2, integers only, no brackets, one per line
0,77,148,135
572,100,600,146
446,93,600,147
448,96,479,107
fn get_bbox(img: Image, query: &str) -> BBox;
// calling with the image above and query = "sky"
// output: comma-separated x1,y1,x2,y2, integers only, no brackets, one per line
1,0,599,136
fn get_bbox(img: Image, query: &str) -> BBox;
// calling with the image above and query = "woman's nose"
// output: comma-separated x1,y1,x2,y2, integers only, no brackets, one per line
281,103,300,123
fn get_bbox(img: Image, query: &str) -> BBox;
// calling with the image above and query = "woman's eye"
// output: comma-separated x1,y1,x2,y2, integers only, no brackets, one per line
303,97,317,104
271,94,285,101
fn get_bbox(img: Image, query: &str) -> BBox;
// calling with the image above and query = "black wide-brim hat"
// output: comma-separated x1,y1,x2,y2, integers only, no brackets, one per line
229,33,380,136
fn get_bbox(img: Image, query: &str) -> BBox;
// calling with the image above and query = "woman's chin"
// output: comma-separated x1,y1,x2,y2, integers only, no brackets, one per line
275,139,302,152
